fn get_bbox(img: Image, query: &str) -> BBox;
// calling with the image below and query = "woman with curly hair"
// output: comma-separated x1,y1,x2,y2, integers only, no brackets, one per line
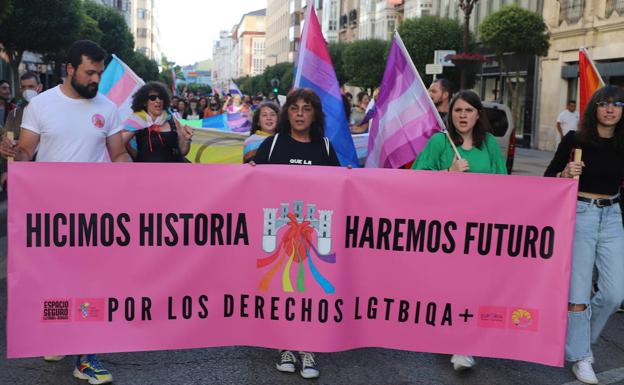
122,81,193,162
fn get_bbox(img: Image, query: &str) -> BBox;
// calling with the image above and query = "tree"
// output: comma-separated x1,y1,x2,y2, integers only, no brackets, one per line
479,5,550,132
398,16,467,87
0,0,83,89
127,52,159,81
342,39,390,92
83,0,135,62
327,42,348,86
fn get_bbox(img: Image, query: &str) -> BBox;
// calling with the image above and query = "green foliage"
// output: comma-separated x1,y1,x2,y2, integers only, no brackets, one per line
0,0,83,59
127,51,159,81
83,0,134,61
342,39,390,90
398,16,466,86
79,14,104,43
327,42,348,86
479,5,550,57
280,67,294,93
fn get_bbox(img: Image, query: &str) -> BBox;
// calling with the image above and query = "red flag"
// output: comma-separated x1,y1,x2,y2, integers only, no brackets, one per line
579,48,605,117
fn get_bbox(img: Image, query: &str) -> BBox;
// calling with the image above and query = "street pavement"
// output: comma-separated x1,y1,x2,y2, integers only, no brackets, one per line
1,149,623,385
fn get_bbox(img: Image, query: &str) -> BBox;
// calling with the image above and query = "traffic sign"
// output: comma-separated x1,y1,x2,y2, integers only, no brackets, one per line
425,64,443,75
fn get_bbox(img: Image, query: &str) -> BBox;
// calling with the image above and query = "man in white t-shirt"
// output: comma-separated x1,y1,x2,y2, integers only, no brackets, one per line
0,40,129,385
556,100,580,139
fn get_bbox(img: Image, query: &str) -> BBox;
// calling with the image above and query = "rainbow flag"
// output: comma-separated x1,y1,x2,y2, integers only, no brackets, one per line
294,4,358,167
579,48,605,118
180,112,250,132
99,54,144,122
366,31,444,168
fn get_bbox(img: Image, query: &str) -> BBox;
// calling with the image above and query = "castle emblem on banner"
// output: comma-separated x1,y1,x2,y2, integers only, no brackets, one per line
257,200,336,294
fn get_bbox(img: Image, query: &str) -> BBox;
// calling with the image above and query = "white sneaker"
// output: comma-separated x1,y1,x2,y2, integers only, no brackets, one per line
299,351,320,379
572,358,598,384
43,355,65,362
275,350,297,373
451,354,475,371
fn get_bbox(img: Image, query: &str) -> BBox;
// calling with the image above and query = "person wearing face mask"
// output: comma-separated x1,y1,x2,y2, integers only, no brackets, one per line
0,72,43,189
412,90,507,372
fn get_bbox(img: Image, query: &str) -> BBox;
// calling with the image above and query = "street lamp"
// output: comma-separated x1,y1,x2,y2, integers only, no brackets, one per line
458,0,479,89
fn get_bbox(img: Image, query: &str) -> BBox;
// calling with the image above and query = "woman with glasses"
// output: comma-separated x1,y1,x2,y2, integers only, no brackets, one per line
545,85,624,385
122,82,193,162
252,88,341,380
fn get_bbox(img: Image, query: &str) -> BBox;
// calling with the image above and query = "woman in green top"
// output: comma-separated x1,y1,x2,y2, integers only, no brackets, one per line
412,90,507,175
412,90,506,371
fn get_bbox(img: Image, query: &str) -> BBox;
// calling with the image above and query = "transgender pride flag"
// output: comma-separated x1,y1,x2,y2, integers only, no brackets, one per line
294,3,358,167
366,31,445,168
99,54,144,122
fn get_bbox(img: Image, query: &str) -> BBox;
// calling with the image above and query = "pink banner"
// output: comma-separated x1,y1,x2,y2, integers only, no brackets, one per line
7,163,577,366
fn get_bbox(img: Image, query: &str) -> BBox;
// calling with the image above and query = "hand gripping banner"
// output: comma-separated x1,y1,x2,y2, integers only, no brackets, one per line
7,163,577,366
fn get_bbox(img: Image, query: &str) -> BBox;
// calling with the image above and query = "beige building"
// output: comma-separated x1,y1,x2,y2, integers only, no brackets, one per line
233,9,267,78
538,0,624,150
359,0,403,40
131,0,162,62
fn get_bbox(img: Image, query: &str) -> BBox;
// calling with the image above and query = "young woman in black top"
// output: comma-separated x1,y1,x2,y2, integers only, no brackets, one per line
545,85,624,384
122,82,193,162
252,88,340,379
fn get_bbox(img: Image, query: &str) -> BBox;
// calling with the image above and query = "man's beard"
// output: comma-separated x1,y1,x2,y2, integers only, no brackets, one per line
71,76,99,99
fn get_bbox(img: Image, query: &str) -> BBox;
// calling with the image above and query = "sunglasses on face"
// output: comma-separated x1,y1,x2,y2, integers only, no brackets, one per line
596,101,624,108
148,94,162,101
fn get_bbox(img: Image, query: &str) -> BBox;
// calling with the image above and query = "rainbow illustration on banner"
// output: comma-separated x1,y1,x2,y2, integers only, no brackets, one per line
257,201,336,294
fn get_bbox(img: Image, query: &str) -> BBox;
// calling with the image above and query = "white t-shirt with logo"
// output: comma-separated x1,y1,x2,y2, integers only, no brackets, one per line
21,85,121,162
556,109,579,136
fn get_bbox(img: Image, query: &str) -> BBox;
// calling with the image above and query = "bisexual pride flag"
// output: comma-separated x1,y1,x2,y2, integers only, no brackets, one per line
366,31,444,168
294,3,358,167
99,54,145,123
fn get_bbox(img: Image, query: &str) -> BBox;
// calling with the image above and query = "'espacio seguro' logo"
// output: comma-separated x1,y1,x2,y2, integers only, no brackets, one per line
257,200,336,294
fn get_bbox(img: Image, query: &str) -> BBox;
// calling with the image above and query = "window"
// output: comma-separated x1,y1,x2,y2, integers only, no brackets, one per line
136,28,148,38
137,8,147,19
559,0,584,25
606,0,624,17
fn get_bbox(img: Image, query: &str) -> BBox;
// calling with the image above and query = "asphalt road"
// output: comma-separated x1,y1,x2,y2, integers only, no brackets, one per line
1,149,623,385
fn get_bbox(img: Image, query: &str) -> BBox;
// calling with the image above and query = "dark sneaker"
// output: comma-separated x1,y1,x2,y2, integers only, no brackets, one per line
299,351,319,379
276,350,297,373
73,355,113,384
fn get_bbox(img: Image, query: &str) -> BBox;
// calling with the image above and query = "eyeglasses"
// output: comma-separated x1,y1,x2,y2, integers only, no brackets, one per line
148,94,162,101
596,101,624,108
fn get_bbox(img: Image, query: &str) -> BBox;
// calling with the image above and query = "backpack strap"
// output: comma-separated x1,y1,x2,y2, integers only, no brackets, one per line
268,133,279,161
323,137,329,156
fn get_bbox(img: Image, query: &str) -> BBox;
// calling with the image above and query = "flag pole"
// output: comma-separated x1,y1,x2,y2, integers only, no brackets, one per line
393,31,461,160
581,47,605,86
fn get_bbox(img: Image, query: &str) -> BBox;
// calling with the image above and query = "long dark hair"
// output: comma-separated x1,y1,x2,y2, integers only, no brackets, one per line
131,82,171,113
251,102,280,135
578,85,624,152
447,90,490,149
276,88,325,142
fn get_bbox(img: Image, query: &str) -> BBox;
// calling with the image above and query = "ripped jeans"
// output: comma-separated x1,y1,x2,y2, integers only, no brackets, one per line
565,199,624,362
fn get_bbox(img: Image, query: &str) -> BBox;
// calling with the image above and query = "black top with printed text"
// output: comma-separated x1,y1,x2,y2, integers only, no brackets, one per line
253,133,340,167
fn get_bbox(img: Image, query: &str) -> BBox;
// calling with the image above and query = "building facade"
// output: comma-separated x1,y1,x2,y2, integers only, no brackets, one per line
537,0,624,150
232,9,267,78
130,0,162,62
358,0,403,40
212,30,237,92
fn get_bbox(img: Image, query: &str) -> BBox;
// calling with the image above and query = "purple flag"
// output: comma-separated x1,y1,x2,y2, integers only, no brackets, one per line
365,31,445,168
